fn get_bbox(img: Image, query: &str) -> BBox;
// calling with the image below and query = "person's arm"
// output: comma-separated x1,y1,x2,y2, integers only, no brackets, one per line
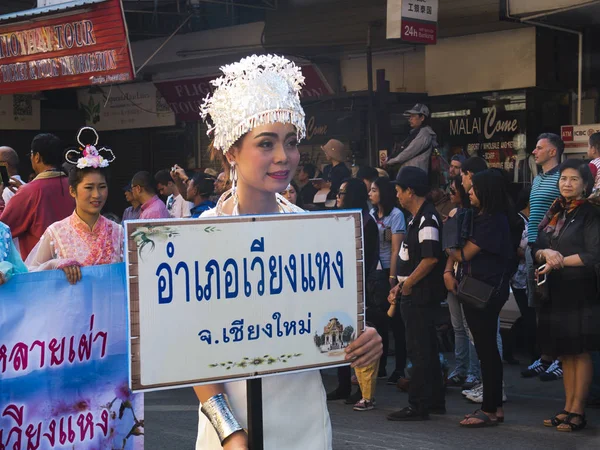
386,129,432,166
402,257,438,295
25,232,82,284
0,232,28,285
193,384,248,449
443,253,458,294
445,240,481,262
389,233,404,287
171,165,191,201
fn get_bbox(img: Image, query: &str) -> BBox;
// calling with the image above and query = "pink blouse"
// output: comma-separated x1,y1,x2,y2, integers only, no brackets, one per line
26,212,124,271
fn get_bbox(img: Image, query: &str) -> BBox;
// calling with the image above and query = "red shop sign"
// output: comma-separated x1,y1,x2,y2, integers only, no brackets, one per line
0,0,134,95
155,65,334,122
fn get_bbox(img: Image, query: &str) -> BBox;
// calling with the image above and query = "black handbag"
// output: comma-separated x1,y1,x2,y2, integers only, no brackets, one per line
457,275,495,310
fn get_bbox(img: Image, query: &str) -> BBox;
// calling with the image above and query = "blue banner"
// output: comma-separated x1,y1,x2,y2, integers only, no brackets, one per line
0,263,143,449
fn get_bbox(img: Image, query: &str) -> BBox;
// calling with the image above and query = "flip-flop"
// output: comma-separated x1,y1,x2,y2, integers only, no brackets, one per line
460,409,499,428
464,410,504,423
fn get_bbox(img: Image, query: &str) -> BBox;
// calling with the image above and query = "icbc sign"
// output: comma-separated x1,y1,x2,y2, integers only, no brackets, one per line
561,124,600,152
0,0,134,95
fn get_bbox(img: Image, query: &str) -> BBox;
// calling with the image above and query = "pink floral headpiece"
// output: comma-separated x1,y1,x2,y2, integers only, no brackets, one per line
65,127,116,169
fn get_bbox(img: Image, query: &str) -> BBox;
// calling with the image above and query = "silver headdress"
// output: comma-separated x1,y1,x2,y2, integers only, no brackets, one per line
65,127,115,169
200,54,306,153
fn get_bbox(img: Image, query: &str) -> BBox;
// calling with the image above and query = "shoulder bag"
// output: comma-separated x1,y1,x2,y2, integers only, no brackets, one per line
457,248,503,310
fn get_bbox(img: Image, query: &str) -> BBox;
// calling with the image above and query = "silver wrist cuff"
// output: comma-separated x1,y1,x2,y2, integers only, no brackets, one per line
201,393,243,444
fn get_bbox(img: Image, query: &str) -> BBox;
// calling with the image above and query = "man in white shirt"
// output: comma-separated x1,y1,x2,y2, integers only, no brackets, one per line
154,169,193,218
0,147,25,206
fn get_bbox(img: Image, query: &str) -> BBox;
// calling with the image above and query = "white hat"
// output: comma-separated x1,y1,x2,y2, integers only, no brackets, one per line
200,54,306,153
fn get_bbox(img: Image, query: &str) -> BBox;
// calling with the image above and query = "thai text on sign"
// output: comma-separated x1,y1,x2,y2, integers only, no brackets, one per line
125,211,365,392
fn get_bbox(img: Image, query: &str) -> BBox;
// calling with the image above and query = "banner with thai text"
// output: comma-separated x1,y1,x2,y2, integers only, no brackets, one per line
125,211,364,391
0,0,134,95
0,264,144,449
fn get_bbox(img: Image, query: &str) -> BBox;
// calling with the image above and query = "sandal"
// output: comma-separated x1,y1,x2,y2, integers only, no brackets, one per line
464,410,504,423
543,410,569,427
557,413,587,432
459,409,498,428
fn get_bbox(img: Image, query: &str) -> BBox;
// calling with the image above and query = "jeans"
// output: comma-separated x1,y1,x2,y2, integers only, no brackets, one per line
463,289,508,413
401,298,445,413
526,246,538,308
447,292,481,379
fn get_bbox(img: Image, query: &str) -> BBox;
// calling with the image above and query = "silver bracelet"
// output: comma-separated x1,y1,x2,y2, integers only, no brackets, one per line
201,393,244,444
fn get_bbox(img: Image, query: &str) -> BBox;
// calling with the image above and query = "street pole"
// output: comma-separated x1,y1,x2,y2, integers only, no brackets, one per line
367,23,375,167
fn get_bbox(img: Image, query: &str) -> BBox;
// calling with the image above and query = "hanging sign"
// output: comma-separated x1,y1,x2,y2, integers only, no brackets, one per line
0,94,40,130
125,211,364,392
77,82,175,130
0,0,134,95
387,0,439,44
561,123,600,153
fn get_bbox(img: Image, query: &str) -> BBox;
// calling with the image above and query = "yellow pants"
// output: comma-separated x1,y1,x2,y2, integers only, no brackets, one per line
354,360,380,401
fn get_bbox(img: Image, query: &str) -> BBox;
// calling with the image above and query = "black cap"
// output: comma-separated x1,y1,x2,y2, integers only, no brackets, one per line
123,183,132,192
393,166,429,193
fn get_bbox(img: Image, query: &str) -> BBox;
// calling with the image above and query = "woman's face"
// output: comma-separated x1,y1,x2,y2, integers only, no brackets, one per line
229,122,300,195
70,172,108,216
468,186,480,208
559,167,585,200
449,180,460,205
368,183,381,206
281,184,297,205
336,182,348,208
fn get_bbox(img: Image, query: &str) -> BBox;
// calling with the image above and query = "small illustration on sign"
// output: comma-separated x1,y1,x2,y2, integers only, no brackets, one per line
80,95,101,124
208,354,303,370
130,226,179,259
314,316,355,356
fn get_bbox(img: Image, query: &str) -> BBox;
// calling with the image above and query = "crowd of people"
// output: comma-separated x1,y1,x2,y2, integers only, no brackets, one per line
1,53,600,448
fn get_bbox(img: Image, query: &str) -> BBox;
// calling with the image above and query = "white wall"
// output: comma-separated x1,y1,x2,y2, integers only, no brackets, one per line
340,48,426,93
425,27,536,96
508,0,592,15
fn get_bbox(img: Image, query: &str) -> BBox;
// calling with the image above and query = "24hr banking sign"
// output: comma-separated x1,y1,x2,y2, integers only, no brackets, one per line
0,0,134,95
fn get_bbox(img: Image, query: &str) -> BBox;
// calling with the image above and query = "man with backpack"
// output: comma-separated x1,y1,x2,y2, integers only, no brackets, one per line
385,104,438,176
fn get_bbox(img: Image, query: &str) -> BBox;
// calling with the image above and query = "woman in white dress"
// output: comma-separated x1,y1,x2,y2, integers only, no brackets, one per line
182,55,383,450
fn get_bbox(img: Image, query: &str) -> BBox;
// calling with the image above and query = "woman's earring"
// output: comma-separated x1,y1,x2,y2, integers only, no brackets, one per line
230,162,238,207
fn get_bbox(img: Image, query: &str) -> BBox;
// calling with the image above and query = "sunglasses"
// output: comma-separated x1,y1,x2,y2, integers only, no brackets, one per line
449,187,456,195
336,191,347,197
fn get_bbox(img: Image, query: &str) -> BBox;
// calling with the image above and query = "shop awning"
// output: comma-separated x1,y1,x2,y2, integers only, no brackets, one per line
0,0,108,24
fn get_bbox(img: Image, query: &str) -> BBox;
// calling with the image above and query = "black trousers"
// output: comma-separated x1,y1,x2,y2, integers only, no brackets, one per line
401,298,445,413
463,291,508,413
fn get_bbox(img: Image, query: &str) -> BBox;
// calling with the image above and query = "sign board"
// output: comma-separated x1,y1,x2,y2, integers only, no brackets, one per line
0,0,134,95
0,94,40,129
77,82,175,130
125,211,364,391
387,0,438,44
154,65,334,122
561,123,600,153
0,264,144,449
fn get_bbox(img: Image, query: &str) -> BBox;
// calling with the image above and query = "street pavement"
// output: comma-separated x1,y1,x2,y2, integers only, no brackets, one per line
144,356,600,449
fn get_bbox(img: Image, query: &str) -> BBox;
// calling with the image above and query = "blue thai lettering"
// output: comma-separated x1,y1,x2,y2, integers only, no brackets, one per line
272,312,283,337
262,323,273,338
175,262,190,302
315,252,331,290
156,263,173,304
284,255,297,292
248,324,260,340
332,251,344,288
229,319,244,342
198,330,212,345
223,258,239,299
194,261,205,301
222,327,230,343
283,319,297,336
299,312,312,334
301,253,316,292
251,257,265,296
204,260,221,300
269,255,283,295
243,258,252,297
250,237,265,252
